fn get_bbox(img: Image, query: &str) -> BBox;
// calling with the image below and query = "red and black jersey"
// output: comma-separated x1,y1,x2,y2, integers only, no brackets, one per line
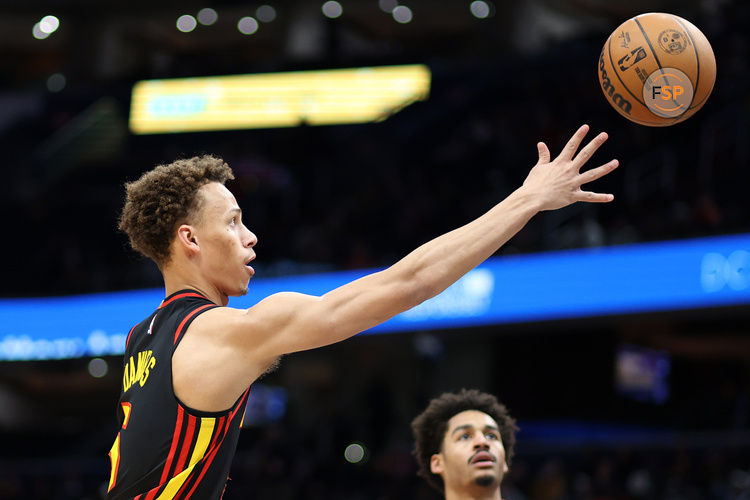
106,289,251,500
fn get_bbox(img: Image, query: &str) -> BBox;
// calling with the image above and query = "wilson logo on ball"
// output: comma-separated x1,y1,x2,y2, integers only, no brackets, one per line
599,51,633,115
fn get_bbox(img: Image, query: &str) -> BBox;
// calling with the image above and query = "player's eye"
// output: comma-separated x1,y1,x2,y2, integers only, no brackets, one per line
486,432,499,440
459,432,471,440
230,217,236,225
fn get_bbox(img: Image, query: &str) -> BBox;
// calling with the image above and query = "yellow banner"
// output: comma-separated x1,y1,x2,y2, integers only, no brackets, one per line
129,64,431,134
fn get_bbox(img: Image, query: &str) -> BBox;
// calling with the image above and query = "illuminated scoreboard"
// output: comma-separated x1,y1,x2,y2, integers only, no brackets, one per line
129,64,431,133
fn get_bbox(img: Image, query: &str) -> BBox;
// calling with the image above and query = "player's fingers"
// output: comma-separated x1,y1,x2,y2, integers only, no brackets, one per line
573,132,609,169
556,124,590,162
579,159,619,184
537,142,551,165
577,190,615,203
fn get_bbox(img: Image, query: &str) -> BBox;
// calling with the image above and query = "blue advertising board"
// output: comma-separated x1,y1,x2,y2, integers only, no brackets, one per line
1,233,748,360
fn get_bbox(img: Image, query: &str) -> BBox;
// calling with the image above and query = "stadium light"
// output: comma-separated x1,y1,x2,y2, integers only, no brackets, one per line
392,5,412,23
39,15,60,34
470,1,492,19
379,0,398,13
197,8,218,26
256,5,277,23
237,16,259,35
322,1,343,19
176,14,197,32
32,23,50,40
47,73,66,93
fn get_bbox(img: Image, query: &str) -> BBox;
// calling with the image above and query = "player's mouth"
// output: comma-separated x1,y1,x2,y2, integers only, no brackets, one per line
469,451,496,467
245,255,255,275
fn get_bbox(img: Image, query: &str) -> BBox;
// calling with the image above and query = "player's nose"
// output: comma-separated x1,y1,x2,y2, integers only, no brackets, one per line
473,436,490,449
244,228,258,248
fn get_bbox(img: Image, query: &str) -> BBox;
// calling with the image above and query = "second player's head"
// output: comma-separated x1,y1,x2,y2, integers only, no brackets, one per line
411,389,518,498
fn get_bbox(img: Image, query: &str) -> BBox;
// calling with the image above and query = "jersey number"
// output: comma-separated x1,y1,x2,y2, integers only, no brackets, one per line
108,402,132,492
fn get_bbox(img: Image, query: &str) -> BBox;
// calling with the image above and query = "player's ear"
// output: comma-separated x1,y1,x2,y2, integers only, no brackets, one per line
430,453,444,475
503,460,509,474
176,224,200,254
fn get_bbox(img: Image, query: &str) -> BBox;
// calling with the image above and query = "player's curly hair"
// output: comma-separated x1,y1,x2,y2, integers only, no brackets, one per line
118,155,234,267
411,389,518,493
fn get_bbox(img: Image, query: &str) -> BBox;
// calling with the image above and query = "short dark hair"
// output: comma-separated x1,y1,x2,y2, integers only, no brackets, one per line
411,389,518,492
118,155,234,267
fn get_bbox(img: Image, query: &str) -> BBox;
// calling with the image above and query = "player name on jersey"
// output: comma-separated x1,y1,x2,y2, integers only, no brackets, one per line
122,350,156,393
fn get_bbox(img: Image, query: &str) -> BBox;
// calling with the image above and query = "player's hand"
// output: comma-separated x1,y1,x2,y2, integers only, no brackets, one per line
520,124,618,211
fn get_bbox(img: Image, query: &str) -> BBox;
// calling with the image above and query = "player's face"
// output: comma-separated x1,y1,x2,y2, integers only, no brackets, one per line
431,410,508,494
193,182,257,298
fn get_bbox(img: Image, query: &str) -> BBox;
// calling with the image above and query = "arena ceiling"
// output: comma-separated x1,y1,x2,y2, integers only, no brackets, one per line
0,0,704,86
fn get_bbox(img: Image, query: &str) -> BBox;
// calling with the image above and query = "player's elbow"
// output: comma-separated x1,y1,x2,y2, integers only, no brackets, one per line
408,267,441,308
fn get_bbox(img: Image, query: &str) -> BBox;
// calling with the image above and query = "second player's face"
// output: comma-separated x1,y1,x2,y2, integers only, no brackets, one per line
431,410,508,493
193,182,257,299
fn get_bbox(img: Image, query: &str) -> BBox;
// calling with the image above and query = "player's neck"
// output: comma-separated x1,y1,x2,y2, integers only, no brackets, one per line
444,483,502,500
162,265,226,306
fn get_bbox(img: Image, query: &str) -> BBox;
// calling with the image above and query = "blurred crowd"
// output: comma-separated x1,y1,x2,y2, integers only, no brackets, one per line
1,434,749,499
1,323,749,499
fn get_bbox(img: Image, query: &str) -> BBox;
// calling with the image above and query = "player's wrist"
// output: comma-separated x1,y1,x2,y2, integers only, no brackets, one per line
509,185,546,215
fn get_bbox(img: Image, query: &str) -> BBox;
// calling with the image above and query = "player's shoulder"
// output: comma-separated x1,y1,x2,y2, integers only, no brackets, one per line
184,291,320,344
184,302,248,337
185,292,303,339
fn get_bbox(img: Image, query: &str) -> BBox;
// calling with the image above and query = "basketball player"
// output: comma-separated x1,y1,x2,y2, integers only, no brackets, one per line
411,389,517,500
106,124,617,499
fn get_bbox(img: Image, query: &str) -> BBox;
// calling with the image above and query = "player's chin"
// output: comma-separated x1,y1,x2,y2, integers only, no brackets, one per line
225,282,249,297
473,473,498,488
472,466,502,486
236,271,252,296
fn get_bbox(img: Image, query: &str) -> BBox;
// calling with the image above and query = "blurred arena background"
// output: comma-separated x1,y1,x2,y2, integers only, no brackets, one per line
1,0,749,498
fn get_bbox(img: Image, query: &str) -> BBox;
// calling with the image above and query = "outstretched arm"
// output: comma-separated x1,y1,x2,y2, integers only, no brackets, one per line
236,124,618,359
177,125,617,410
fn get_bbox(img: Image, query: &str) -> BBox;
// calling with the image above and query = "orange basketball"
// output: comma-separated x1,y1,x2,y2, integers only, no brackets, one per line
598,12,716,126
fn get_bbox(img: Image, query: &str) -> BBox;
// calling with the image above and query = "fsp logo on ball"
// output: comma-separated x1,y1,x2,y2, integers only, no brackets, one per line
642,67,694,118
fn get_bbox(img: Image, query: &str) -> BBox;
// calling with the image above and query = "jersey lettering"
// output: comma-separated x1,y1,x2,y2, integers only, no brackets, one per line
122,350,157,392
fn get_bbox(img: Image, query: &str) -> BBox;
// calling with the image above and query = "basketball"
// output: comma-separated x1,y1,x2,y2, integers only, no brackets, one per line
598,12,716,126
